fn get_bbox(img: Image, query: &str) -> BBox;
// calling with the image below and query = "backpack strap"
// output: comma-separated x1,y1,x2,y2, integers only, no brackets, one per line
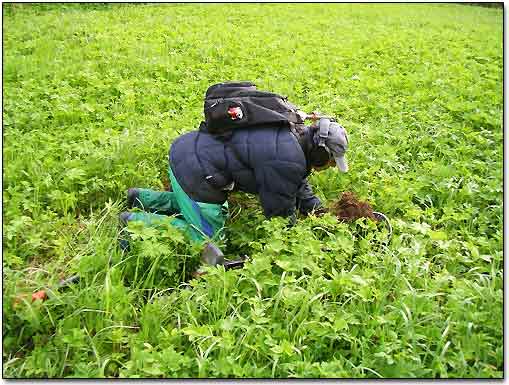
289,122,310,159
289,122,305,139
318,118,331,147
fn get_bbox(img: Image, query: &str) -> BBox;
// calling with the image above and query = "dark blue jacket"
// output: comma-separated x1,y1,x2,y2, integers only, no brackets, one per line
169,124,321,220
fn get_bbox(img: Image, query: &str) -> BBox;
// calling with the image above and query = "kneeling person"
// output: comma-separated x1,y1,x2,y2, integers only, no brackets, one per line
120,117,348,262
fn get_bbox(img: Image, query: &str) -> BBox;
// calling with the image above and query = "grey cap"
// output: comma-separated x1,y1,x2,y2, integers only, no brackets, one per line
324,120,349,172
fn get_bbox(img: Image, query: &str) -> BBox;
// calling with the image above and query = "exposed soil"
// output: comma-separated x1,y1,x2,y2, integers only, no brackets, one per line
330,191,376,222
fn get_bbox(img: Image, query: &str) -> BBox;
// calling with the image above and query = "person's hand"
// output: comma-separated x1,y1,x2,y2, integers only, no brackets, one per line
308,111,323,122
297,111,322,122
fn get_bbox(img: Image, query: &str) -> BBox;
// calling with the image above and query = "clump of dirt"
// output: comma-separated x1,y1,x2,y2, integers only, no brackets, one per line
330,191,376,222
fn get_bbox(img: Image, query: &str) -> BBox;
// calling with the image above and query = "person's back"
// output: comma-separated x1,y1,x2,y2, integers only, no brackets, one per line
169,124,309,218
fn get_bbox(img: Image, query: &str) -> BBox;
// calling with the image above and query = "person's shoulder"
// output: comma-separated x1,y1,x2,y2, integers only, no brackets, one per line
179,129,200,138
173,129,202,141
173,129,228,149
171,130,198,149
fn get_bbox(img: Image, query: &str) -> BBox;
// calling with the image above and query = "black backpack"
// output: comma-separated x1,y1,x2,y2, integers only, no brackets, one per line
200,81,305,135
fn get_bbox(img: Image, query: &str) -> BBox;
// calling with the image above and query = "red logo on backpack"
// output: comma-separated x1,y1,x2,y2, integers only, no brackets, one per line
227,106,243,120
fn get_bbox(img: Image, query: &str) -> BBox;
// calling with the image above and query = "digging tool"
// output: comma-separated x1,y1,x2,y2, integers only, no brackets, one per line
373,211,393,245
223,255,250,270
194,242,250,277
30,275,80,303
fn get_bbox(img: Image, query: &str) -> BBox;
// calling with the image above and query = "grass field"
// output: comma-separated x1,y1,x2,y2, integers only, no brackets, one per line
2,3,503,378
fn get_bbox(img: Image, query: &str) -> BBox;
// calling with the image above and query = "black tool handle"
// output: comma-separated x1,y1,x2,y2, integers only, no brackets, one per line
223,255,250,270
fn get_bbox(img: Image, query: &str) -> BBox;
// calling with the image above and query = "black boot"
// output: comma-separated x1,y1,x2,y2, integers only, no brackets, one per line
126,188,141,209
119,238,130,252
119,211,132,226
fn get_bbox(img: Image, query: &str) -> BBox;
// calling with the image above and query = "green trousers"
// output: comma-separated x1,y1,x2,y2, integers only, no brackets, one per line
127,167,228,243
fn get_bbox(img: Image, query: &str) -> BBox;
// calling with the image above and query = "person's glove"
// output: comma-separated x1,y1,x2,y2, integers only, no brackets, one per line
313,206,329,217
297,196,322,216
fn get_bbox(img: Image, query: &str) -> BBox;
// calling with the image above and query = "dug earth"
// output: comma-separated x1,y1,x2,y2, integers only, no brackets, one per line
330,191,376,222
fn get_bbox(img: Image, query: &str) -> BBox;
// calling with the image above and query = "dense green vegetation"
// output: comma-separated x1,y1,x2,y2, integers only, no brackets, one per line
3,3,503,378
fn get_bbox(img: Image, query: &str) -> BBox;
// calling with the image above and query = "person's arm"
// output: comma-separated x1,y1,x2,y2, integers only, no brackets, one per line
296,179,322,216
254,161,304,225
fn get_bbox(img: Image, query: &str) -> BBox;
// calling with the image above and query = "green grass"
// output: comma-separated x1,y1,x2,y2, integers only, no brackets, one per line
2,3,503,378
